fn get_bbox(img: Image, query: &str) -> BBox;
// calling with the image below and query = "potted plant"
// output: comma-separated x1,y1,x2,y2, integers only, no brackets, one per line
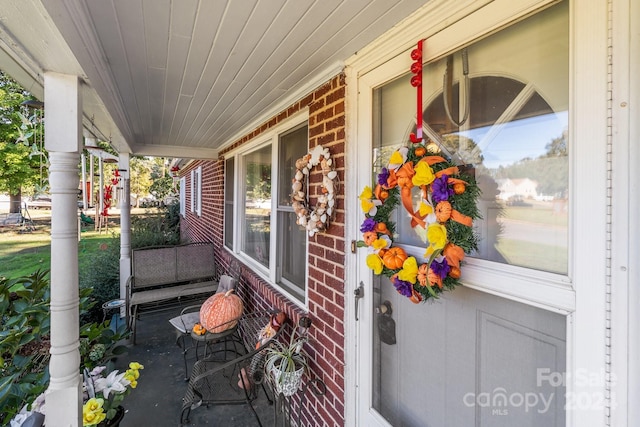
264,322,310,397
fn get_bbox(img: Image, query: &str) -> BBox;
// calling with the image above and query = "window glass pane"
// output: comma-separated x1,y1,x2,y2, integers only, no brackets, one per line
277,211,306,297
373,1,569,274
243,145,271,267
278,126,308,205
277,125,308,297
224,158,234,249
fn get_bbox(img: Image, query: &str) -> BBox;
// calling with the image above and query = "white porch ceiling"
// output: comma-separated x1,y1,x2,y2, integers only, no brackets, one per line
0,0,427,158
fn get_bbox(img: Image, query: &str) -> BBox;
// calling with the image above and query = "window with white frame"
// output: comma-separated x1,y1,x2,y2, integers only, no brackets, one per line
190,166,202,216
179,176,186,218
224,158,234,249
225,118,308,303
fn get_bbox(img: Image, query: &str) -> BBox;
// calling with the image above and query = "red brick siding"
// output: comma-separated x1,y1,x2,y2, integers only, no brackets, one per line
178,73,347,427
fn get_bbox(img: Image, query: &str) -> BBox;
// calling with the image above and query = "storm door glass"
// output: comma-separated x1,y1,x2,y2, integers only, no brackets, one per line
376,2,569,274
369,2,568,426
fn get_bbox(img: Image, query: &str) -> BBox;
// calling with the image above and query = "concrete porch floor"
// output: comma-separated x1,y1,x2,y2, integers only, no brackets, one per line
115,307,276,427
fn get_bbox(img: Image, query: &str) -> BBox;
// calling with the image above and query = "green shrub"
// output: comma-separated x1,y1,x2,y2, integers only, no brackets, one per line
79,235,121,324
79,205,181,323
0,270,126,424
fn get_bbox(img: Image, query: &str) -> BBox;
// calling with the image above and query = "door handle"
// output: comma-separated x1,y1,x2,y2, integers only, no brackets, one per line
354,282,364,321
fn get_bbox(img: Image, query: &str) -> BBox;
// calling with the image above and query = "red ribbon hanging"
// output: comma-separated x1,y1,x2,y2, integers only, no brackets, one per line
409,40,424,143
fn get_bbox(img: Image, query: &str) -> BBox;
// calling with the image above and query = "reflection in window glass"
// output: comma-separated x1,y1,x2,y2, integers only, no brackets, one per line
373,1,568,274
277,126,308,297
243,145,271,267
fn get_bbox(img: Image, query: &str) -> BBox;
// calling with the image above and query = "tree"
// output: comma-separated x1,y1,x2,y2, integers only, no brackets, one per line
149,158,174,201
128,157,153,206
0,71,42,213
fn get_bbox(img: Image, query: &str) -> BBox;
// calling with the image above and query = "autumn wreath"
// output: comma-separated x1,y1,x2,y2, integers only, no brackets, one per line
291,145,339,237
358,143,481,303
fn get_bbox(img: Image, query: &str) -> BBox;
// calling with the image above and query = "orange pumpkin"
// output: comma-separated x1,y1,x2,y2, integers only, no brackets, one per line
375,222,390,235
453,182,466,194
435,201,452,222
200,289,244,332
414,146,427,157
192,322,206,335
382,247,408,270
363,231,378,246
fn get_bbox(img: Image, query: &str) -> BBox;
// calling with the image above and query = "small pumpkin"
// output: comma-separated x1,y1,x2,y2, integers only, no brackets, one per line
453,182,466,194
200,289,244,333
375,222,390,235
414,146,427,157
363,231,378,246
435,201,452,223
382,247,408,270
192,322,206,336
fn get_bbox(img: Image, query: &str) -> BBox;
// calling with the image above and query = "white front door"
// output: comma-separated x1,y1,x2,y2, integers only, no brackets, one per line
351,1,582,426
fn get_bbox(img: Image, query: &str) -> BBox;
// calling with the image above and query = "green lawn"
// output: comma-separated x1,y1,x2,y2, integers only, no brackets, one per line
0,221,120,279
503,201,568,226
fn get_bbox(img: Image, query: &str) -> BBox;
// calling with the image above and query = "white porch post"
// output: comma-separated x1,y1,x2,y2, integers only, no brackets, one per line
119,154,131,312
43,72,83,426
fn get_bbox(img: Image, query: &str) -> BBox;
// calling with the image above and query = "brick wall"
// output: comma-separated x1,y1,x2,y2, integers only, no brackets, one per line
178,73,347,426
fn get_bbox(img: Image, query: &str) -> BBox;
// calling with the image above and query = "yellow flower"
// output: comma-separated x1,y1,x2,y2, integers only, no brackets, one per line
412,161,435,186
126,368,140,380
427,223,448,251
418,201,433,216
129,362,144,370
83,398,106,426
366,253,384,274
388,147,408,170
372,236,391,251
397,256,419,284
359,186,381,215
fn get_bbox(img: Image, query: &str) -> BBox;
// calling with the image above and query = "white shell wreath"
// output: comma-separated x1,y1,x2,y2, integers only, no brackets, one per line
291,145,339,237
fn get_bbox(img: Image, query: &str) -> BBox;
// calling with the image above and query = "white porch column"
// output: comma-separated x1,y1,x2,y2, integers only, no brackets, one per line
99,158,104,214
43,72,83,426
119,154,131,311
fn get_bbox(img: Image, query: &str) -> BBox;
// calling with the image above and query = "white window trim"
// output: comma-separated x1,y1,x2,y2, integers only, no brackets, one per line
179,176,186,218
195,166,202,216
224,110,309,309
190,170,195,213
344,1,610,426
189,167,202,216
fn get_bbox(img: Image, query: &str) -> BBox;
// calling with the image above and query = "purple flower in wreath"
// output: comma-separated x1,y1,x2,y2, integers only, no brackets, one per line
377,168,390,186
392,276,413,297
360,218,377,233
430,257,451,279
431,174,453,203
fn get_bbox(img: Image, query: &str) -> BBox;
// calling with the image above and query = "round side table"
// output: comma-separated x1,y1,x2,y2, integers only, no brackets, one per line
102,299,126,323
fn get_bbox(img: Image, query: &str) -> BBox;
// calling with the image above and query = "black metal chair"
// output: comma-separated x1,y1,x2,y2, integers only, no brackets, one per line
168,274,239,380
180,311,288,426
